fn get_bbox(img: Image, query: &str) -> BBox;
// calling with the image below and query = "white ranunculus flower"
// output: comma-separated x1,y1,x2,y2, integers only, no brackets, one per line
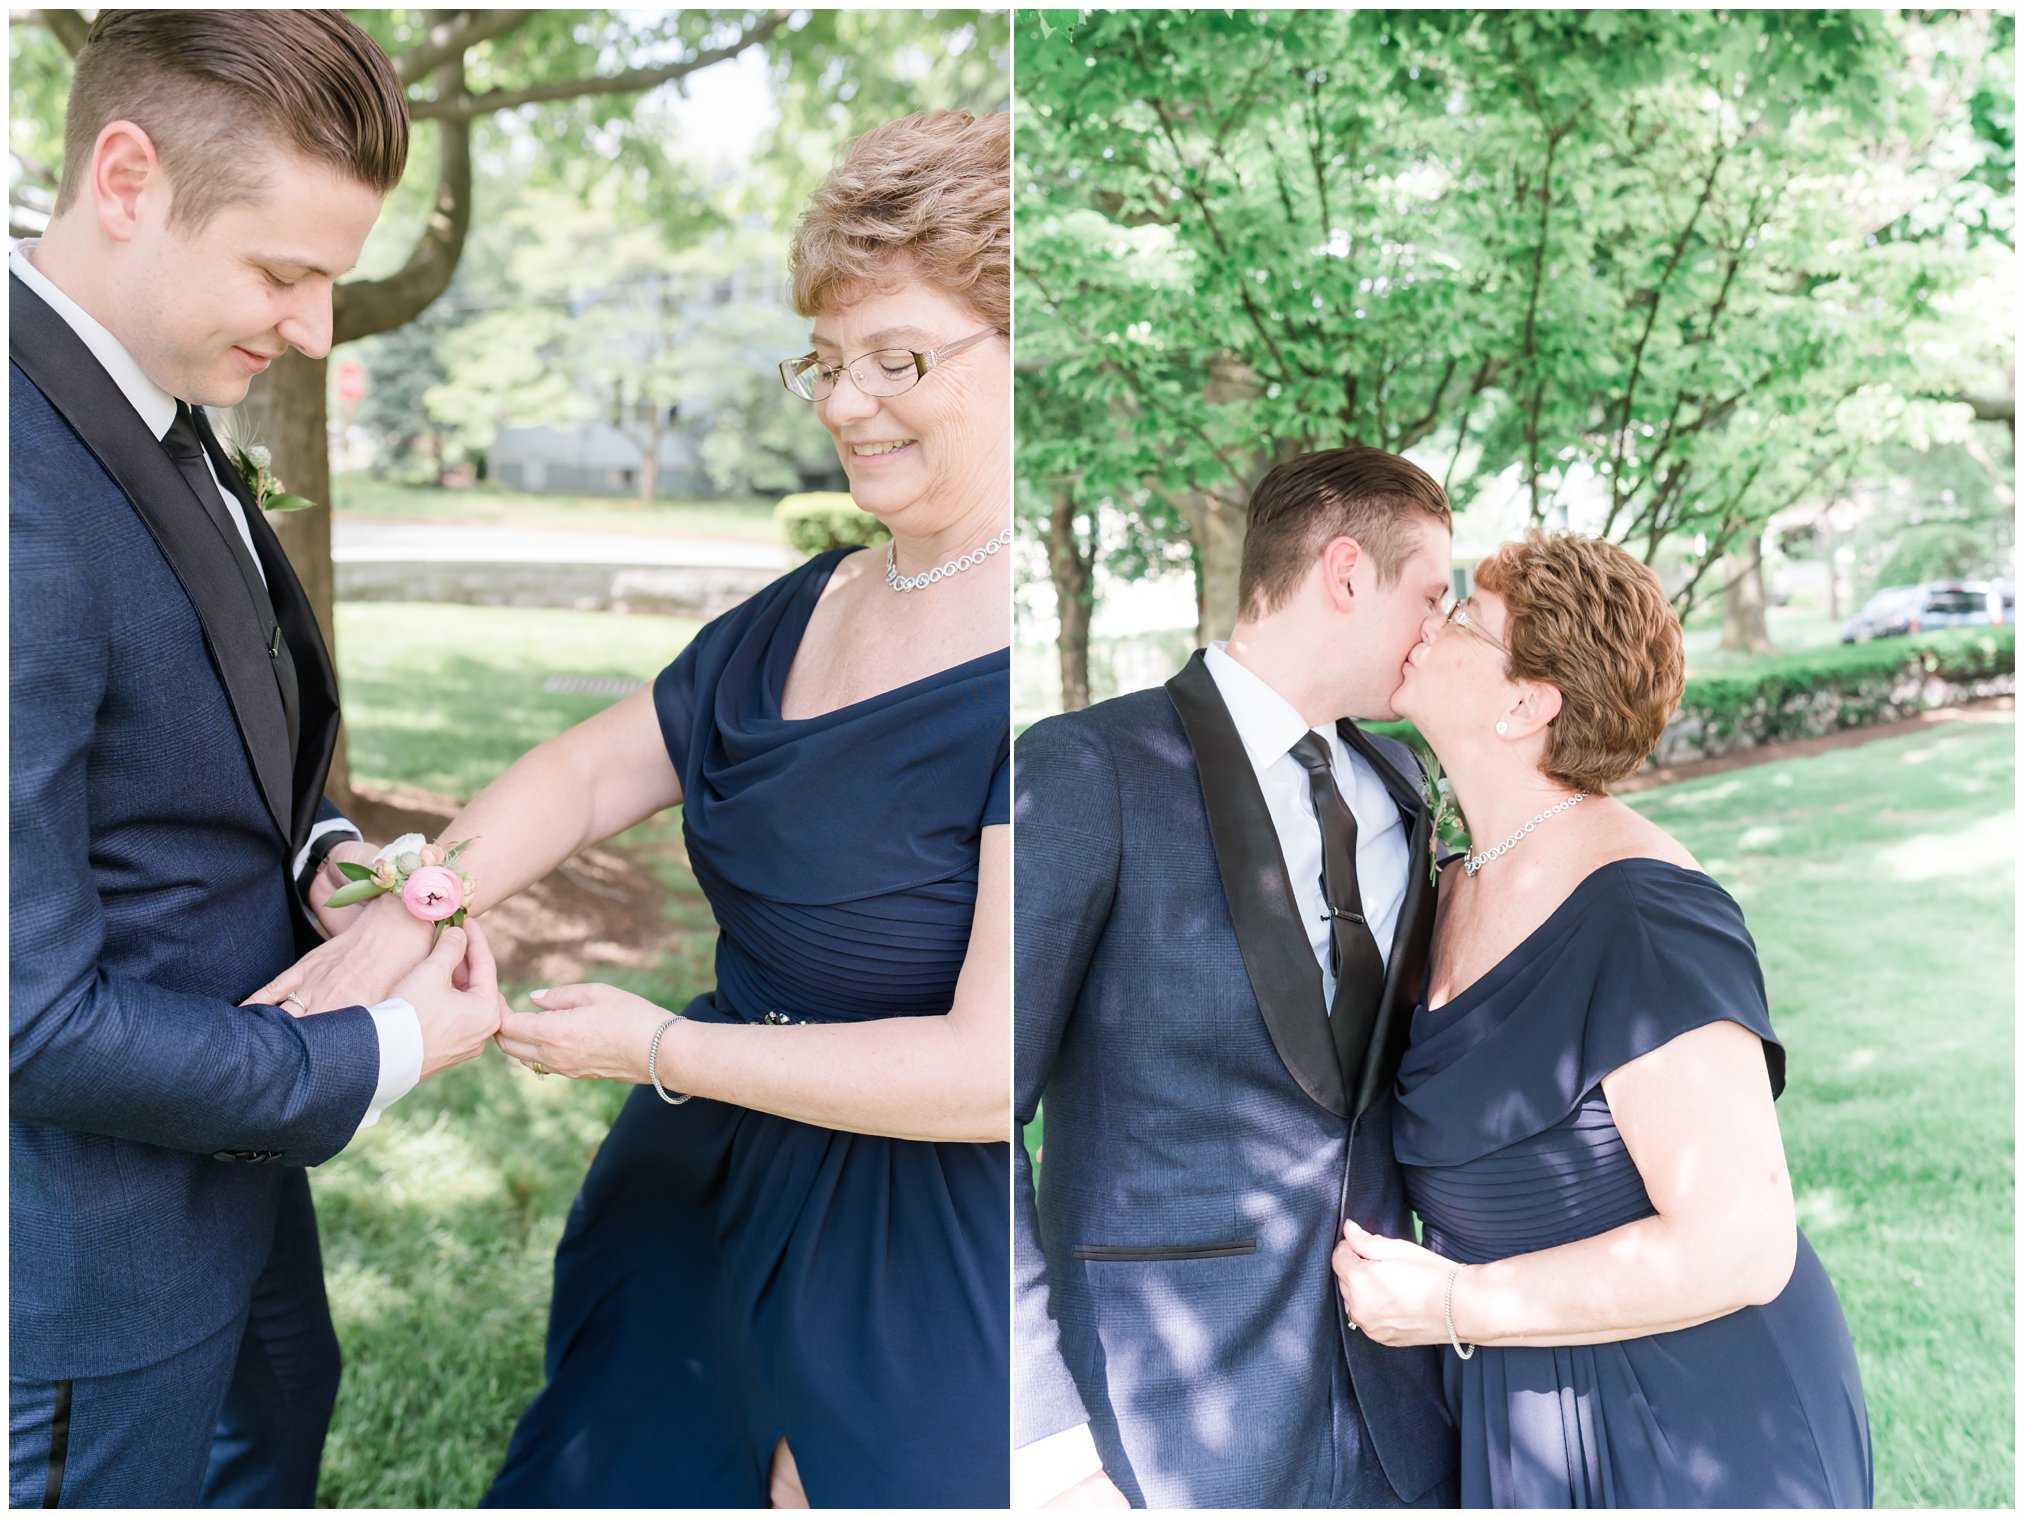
246,445,272,471
375,832,426,868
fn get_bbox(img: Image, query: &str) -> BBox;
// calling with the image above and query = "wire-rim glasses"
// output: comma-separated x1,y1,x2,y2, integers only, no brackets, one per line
1444,596,1511,658
778,327,1001,403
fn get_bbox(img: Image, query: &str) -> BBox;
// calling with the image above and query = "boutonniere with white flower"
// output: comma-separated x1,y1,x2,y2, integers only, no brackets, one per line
221,427,318,514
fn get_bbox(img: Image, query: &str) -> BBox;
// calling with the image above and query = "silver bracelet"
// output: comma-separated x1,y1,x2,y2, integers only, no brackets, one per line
1445,1264,1476,1360
648,1015,690,1105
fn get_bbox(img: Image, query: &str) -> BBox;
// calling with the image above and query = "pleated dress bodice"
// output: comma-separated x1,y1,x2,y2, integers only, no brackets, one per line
652,544,1010,1026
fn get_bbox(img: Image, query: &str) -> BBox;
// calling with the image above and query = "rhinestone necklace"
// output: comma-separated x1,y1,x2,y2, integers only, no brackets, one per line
885,525,1012,593
1462,792,1588,876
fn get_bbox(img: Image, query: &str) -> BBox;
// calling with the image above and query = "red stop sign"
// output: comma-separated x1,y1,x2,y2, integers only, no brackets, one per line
334,362,367,407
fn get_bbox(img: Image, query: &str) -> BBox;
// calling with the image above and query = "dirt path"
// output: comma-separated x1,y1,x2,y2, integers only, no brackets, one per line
1616,695,2014,794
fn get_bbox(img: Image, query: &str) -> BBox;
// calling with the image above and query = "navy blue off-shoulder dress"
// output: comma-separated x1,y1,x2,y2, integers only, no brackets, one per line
1394,859,1872,1508
485,547,1010,1508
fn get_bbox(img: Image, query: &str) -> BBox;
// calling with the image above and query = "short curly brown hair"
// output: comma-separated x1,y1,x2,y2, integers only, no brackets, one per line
1473,531,1685,794
789,109,1009,331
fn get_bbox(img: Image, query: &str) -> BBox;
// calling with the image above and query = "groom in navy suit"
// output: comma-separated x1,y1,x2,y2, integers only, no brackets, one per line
1014,448,1463,1507
10,13,500,1507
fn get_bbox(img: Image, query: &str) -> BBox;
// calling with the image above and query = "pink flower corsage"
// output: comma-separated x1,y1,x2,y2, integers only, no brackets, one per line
324,833,475,942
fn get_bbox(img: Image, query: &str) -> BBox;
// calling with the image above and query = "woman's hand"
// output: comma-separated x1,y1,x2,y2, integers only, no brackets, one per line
1331,1219,1462,1348
496,983,673,1084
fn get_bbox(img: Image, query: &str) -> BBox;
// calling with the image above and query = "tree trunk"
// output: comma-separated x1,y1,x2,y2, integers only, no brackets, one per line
639,429,660,506
241,350,351,806
1047,487,1093,711
1818,516,1839,623
1719,535,1774,654
1193,499,1248,645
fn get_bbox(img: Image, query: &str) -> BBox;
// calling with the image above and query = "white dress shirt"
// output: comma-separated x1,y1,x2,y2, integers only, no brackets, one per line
11,241,422,1131
1012,648,1416,1505
1203,642,1409,1001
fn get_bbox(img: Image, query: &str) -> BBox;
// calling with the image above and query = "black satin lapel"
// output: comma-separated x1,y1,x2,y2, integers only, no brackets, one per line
1357,804,1434,1117
199,424,342,852
10,275,293,840
1167,652,1348,1119
1333,720,1437,1117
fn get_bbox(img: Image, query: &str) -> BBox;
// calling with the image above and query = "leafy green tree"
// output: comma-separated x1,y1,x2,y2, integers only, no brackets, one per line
1017,8,2011,652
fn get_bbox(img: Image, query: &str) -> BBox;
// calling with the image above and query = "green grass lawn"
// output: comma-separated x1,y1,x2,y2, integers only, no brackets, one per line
335,602,702,801
317,602,712,1504
1624,715,2014,1508
332,473,783,543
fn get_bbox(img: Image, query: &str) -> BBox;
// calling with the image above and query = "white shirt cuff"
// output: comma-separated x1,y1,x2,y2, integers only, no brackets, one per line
355,996,423,1132
293,816,362,882
1011,1422,1105,1508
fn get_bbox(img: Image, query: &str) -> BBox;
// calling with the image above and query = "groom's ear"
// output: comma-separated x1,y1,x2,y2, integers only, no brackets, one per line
1318,535,1364,612
88,120,164,243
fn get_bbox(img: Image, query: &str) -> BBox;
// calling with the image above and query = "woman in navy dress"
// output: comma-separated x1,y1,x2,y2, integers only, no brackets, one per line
280,111,1011,1506
1332,532,1871,1507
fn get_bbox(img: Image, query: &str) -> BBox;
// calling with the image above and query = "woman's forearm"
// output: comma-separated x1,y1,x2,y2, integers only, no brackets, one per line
659,1011,1009,1144
446,685,681,916
1452,1209,1798,1349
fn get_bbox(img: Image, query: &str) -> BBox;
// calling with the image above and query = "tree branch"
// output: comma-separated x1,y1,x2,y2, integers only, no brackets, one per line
408,11,789,121
335,23,473,342
36,8,87,56
394,9,531,87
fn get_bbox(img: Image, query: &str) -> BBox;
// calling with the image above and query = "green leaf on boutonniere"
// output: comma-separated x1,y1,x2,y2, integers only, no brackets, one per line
444,837,475,862
334,861,377,882
324,880,387,908
263,492,320,513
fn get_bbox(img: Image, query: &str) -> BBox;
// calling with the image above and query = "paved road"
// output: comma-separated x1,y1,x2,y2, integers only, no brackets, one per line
332,519,789,570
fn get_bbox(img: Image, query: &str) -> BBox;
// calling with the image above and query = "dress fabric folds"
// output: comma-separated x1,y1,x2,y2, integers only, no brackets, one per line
1393,859,1872,1509
485,546,1010,1508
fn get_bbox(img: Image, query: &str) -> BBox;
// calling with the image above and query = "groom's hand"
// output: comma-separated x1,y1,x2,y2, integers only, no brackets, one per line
251,893,437,1015
309,839,382,938
392,920,505,1081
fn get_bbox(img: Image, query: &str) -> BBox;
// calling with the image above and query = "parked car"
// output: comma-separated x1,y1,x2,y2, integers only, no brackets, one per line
1840,580,1995,642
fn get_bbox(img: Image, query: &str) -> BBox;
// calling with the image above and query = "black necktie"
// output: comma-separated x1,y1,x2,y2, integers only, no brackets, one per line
1289,731,1388,1026
161,402,300,763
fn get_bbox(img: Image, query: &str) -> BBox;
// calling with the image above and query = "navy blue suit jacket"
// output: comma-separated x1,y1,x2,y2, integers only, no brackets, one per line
9,274,377,1380
1013,655,1458,1507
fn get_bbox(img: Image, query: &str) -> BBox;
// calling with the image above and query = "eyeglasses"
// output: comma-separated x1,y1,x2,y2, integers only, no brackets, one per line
778,327,1001,403
1443,597,1510,658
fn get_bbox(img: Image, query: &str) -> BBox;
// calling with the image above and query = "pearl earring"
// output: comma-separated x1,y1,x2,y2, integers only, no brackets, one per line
1494,720,1510,735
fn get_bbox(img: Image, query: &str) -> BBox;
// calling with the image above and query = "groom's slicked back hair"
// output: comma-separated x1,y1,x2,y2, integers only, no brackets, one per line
54,10,408,230
1239,446,1452,617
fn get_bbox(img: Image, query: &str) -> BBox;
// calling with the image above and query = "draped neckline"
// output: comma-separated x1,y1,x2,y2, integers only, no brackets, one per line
1422,856,1716,1022
766,544,1011,728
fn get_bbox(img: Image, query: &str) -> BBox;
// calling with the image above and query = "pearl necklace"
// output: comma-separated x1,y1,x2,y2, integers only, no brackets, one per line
1462,792,1588,876
885,526,1012,593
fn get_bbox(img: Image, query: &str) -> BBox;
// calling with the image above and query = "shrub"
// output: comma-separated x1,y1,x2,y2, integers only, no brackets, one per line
774,492,887,555
1656,626,2014,762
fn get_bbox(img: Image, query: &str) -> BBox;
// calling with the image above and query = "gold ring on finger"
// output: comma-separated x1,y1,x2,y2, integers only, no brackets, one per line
530,1060,549,1077
280,993,307,1014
